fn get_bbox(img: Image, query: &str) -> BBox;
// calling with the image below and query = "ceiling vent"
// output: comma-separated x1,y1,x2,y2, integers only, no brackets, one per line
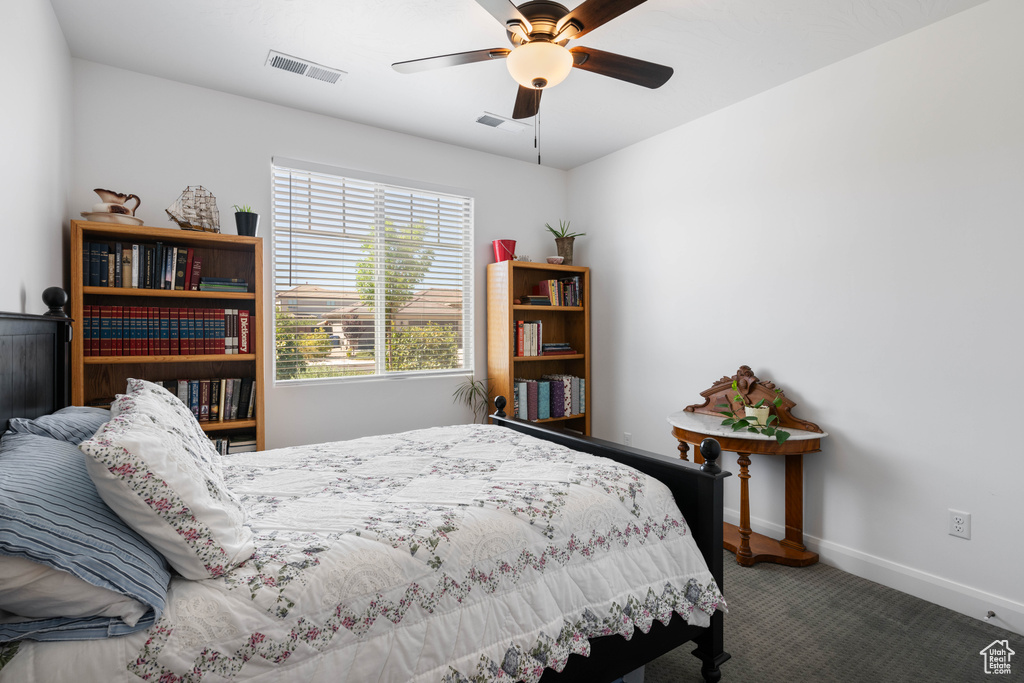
475,112,528,134
266,51,346,84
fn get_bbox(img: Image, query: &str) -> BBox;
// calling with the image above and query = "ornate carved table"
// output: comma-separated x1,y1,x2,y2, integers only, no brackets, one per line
668,367,827,567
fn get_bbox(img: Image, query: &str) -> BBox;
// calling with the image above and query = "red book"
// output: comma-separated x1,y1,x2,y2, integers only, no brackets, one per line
169,307,179,355
189,255,202,291
238,309,250,354
215,308,226,354
111,306,122,356
160,307,170,355
83,305,92,356
99,305,112,356
204,309,214,354
148,307,157,355
121,306,130,356
516,320,524,357
183,248,195,288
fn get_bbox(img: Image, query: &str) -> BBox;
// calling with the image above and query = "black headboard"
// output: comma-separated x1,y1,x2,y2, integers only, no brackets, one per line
0,308,71,431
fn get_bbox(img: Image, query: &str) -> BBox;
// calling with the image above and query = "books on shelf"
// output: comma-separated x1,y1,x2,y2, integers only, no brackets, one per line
82,241,233,293
81,305,254,357
163,377,256,424
512,374,585,423
531,276,583,307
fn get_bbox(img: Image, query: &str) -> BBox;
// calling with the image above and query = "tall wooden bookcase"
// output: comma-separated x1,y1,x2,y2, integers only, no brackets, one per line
486,261,590,435
69,220,265,450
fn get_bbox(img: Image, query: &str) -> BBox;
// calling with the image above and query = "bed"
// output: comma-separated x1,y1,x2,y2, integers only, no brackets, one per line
0,307,731,682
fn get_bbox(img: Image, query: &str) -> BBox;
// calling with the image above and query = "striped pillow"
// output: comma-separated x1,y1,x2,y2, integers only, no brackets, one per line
0,432,170,642
6,406,110,445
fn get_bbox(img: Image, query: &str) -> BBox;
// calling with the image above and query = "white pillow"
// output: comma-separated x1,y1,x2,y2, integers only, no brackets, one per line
80,379,255,579
0,556,147,626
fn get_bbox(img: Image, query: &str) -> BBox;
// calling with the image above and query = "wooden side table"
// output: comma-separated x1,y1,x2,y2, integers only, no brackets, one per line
667,410,826,566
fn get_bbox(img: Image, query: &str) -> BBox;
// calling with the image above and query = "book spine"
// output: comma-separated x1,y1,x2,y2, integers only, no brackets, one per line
209,379,220,422
237,377,253,421
238,310,250,354
99,305,111,355
169,307,179,355
216,308,226,354
113,242,122,288
218,379,227,422
199,379,211,421
230,378,242,420
189,255,202,291
82,241,91,287
174,249,188,290
188,380,200,418
98,249,110,288
160,307,170,355
537,380,550,420
121,247,132,289
112,306,122,356
527,380,538,422
223,378,235,421
247,382,255,419
176,379,189,405
131,244,139,288
143,246,153,289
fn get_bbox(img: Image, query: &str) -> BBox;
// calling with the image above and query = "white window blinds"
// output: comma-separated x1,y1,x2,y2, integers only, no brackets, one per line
271,159,474,382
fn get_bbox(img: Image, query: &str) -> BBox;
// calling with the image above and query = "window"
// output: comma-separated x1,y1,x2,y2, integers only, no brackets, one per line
272,158,474,382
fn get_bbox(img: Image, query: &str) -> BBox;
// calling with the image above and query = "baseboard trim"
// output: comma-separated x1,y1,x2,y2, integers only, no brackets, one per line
723,508,1024,636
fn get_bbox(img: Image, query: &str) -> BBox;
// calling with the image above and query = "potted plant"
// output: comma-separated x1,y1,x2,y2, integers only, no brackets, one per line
545,220,585,265
452,376,490,424
716,379,791,444
233,205,259,237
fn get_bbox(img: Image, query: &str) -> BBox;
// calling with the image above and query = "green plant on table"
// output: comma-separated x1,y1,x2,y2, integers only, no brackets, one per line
233,204,254,213
453,376,490,424
545,220,586,239
716,379,791,444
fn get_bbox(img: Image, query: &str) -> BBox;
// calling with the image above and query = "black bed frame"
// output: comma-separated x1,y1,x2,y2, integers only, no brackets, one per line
0,300,730,682
491,397,731,682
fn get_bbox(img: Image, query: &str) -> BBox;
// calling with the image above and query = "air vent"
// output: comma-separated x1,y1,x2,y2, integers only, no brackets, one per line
266,51,346,85
475,112,528,134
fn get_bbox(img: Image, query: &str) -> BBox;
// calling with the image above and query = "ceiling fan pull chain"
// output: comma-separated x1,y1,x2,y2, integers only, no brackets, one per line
536,112,541,165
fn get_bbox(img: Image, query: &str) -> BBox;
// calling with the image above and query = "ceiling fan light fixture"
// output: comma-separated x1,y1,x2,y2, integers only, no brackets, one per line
506,41,573,90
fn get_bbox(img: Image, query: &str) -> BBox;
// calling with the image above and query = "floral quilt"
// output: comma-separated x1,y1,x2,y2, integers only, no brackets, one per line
1,424,724,683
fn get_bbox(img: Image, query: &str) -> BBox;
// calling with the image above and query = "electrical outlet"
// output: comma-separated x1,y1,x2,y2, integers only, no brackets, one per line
623,432,632,447
949,509,971,539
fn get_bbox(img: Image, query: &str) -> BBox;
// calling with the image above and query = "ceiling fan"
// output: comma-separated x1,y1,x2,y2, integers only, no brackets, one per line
392,0,673,119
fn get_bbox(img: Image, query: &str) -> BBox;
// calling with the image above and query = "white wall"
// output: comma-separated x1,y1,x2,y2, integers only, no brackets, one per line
0,0,72,312
71,60,565,447
567,0,1024,633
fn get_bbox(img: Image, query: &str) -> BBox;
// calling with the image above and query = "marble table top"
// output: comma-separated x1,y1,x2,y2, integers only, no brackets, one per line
667,409,828,441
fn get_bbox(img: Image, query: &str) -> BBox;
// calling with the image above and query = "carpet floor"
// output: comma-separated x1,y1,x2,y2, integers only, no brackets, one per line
644,551,1021,682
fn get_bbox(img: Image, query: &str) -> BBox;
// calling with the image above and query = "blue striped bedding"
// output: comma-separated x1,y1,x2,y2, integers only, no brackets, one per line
0,432,171,642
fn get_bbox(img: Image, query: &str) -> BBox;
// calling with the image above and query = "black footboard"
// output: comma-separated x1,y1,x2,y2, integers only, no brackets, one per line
490,397,731,682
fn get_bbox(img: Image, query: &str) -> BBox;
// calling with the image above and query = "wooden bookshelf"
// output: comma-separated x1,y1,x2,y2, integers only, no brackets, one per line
69,220,265,450
486,260,590,435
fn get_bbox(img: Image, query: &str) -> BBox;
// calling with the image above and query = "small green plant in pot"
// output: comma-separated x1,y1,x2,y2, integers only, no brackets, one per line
716,380,791,444
545,220,585,265
452,376,490,424
233,204,259,237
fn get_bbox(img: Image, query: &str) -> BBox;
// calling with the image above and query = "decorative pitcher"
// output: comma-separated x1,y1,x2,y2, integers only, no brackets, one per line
93,188,141,216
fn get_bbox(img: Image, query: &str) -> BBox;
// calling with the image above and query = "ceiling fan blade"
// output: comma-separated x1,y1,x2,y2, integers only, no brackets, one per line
557,0,648,39
393,48,509,74
512,86,542,119
475,0,533,32
570,47,672,88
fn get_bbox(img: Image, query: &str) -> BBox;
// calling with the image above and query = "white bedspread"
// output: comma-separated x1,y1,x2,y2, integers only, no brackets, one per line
2,424,724,682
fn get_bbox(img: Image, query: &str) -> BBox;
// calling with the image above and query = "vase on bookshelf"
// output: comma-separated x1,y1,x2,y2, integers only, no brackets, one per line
554,237,575,265
234,211,259,237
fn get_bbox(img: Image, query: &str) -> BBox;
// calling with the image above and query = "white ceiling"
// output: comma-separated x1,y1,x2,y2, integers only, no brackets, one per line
50,0,989,170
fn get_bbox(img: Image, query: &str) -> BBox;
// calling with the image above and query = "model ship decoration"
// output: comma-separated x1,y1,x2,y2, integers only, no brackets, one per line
685,365,822,433
166,186,220,233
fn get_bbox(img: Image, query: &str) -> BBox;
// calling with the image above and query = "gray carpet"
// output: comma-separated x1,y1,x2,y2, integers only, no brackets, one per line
645,551,1021,682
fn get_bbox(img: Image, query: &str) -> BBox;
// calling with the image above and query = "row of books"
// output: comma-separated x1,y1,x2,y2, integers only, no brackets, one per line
529,276,584,307
157,377,256,423
83,241,215,291
210,433,258,455
512,374,586,421
82,305,253,356
514,320,577,357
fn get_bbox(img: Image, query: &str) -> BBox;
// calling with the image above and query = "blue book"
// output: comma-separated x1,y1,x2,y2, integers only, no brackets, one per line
82,241,91,286
549,379,565,418
537,380,550,420
188,380,200,418
89,243,103,287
